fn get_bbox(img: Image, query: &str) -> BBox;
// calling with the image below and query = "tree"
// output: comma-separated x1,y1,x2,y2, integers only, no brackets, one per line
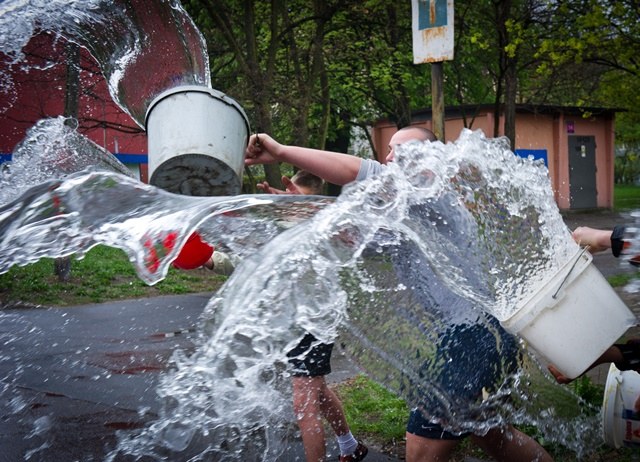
534,0,640,143
186,0,639,167
187,1,434,164
187,0,346,187
1,32,144,150
450,0,555,147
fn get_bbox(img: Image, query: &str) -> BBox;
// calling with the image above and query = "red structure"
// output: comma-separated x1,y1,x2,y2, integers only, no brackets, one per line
0,33,149,181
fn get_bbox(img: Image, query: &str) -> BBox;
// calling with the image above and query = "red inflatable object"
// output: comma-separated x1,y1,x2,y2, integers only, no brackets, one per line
172,232,214,270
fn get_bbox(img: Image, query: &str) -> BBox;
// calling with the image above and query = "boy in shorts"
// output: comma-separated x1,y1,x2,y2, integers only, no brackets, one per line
209,170,368,462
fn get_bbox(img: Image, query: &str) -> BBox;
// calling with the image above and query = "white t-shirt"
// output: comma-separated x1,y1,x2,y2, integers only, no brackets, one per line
355,158,385,181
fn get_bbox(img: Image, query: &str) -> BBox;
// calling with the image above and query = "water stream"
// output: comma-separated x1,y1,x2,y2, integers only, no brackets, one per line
1,129,626,459
1,0,209,127
1,1,639,460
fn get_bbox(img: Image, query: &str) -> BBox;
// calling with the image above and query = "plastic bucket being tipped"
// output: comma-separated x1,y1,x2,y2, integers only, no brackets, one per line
145,86,250,196
500,248,637,379
603,364,640,448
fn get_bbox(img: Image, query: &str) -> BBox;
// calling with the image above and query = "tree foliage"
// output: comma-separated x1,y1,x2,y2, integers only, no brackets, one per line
184,0,640,175
534,0,640,143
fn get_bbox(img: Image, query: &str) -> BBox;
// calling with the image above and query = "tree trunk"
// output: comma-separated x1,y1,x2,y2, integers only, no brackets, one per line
324,110,351,196
499,0,516,149
55,41,80,283
387,3,412,129
504,56,517,150
493,0,513,139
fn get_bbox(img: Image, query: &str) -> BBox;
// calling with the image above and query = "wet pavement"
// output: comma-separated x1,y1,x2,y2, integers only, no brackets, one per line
0,293,397,461
0,209,638,461
0,294,207,462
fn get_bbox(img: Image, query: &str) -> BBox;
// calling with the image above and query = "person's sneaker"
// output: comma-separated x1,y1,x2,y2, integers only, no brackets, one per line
339,442,368,462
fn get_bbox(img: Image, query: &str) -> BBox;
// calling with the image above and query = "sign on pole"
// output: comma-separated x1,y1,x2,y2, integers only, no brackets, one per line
411,0,454,64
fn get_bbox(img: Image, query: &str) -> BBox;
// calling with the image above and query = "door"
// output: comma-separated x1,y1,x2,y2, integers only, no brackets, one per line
568,135,597,209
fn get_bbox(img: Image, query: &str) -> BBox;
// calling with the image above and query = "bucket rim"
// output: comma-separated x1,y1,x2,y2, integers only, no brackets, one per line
603,363,622,447
144,85,250,131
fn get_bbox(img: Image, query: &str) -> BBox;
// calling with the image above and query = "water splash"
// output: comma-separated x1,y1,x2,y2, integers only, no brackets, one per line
1,129,632,459
0,0,209,126
1,1,636,458
63,129,604,459
0,116,132,205
0,167,332,285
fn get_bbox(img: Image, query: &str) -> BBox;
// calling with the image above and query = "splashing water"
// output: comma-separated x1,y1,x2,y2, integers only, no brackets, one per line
0,168,332,285
0,129,626,460
0,0,209,126
5,130,601,459
2,2,637,459
0,117,133,205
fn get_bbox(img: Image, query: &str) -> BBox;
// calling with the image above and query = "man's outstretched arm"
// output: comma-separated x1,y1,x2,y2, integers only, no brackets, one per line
244,133,362,186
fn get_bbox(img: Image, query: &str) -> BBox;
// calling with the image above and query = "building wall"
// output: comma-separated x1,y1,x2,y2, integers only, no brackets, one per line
372,107,616,210
0,33,148,181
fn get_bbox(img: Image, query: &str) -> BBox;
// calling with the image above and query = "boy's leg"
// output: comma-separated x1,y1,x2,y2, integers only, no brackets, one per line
405,409,462,462
405,432,458,462
316,378,350,436
288,335,365,460
292,376,326,462
469,425,553,462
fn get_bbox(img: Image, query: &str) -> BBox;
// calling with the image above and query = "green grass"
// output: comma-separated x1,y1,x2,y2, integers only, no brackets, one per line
334,375,408,441
334,373,636,462
0,244,225,306
608,272,639,288
614,184,640,211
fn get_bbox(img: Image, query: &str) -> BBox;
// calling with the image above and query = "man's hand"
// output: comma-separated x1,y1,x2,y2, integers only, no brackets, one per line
281,176,301,194
547,364,573,384
256,180,283,194
245,133,283,166
571,226,612,253
256,176,302,195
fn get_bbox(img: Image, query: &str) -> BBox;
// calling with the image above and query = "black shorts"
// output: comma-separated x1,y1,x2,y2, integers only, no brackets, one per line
287,333,333,377
406,322,519,439
406,409,469,440
615,341,640,372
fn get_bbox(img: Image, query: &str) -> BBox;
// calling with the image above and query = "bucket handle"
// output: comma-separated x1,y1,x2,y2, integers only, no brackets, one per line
552,247,589,299
615,374,639,422
614,373,639,416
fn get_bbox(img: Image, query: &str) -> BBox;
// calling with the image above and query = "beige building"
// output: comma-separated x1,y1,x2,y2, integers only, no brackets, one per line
372,104,619,210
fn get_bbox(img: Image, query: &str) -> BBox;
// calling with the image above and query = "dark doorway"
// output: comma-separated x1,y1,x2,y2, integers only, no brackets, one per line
568,135,597,209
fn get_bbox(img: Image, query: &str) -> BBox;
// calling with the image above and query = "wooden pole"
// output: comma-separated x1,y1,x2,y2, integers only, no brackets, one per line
431,61,445,141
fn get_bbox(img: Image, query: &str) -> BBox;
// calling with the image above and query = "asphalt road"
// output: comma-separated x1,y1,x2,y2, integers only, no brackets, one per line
0,293,397,462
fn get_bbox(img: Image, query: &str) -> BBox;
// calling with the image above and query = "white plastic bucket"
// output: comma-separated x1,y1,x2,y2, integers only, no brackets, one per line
603,364,640,448
501,248,637,379
145,86,250,196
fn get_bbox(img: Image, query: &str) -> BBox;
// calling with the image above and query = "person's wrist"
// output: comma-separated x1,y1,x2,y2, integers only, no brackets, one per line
276,144,292,161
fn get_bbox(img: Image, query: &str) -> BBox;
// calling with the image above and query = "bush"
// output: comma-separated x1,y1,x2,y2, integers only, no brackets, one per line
614,147,640,185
